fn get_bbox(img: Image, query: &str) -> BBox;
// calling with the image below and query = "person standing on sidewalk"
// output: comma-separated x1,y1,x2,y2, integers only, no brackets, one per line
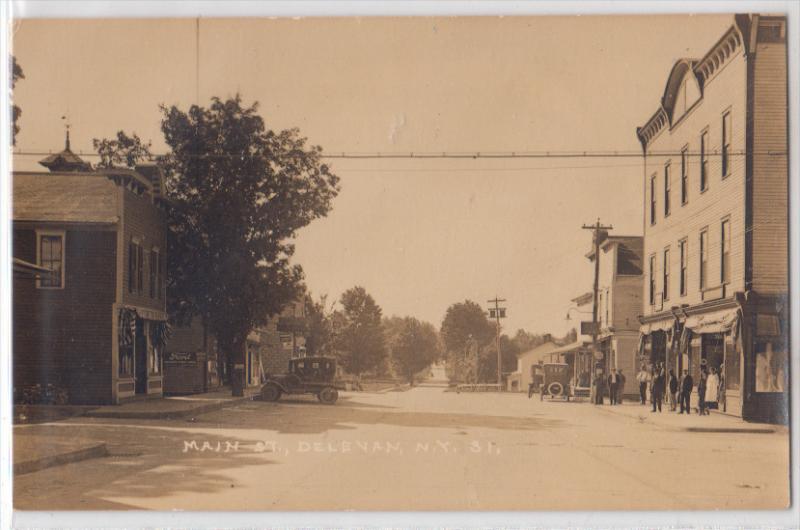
668,369,679,411
592,372,604,405
697,367,708,415
617,369,626,405
636,364,649,405
651,363,665,412
705,366,720,413
679,369,693,414
607,368,619,405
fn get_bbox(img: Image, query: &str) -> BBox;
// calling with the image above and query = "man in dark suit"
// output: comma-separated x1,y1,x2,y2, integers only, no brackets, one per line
607,368,619,405
679,368,693,414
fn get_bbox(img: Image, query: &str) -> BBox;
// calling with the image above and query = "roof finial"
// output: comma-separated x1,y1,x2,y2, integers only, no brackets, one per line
61,115,71,151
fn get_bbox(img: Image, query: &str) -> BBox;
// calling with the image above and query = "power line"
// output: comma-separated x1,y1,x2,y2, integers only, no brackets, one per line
10,149,787,160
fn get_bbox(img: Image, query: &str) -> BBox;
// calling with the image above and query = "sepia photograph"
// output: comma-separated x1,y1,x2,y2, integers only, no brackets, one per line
3,3,797,523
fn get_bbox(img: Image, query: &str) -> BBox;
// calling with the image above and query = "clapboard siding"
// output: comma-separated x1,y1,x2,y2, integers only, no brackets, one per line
13,226,116,404
121,188,167,312
751,36,789,294
642,50,748,316
614,275,643,330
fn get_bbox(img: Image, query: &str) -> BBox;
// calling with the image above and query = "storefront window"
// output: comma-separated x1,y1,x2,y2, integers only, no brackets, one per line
119,343,134,377
118,309,136,377
724,333,740,391
150,343,161,375
755,339,787,393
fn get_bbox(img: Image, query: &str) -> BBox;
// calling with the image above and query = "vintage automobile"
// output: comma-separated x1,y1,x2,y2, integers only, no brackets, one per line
539,362,572,401
260,356,341,404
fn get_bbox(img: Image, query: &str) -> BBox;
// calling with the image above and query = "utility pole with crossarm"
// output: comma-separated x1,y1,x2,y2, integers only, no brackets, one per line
582,219,613,376
487,297,507,387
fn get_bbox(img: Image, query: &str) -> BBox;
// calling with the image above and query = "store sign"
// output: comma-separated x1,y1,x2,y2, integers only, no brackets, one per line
581,321,598,335
165,351,196,364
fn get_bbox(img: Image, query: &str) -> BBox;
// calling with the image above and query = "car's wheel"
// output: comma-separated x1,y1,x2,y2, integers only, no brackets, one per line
318,387,338,405
261,383,282,402
547,382,563,397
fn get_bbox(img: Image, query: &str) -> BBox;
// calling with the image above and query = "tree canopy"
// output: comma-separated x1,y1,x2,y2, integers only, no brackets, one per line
334,286,387,378
160,94,339,394
387,317,440,385
93,131,153,169
11,56,24,146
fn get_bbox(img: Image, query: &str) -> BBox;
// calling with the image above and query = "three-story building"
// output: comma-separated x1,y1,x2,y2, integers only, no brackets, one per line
636,14,788,422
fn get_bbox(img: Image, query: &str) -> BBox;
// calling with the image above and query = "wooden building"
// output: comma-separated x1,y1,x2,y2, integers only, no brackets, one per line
636,15,788,422
587,235,644,397
13,135,169,405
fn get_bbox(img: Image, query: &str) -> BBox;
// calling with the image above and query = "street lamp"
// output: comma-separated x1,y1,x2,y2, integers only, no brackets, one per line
565,306,593,321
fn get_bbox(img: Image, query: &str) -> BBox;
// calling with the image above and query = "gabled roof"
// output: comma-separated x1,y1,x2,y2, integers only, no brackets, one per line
13,172,119,224
516,340,560,359
542,339,592,357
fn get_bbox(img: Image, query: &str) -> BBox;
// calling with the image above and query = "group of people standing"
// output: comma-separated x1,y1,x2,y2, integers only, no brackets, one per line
635,362,723,414
590,368,626,405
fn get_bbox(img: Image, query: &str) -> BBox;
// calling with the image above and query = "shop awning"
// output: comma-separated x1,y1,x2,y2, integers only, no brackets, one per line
638,318,677,335
684,307,740,335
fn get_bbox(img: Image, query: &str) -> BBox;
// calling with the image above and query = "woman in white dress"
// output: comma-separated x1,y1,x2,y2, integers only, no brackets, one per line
705,366,720,411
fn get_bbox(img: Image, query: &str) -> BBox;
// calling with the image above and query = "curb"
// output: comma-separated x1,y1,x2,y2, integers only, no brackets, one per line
84,395,254,420
14,443,108,476
685,427,776,434
594,404,779,433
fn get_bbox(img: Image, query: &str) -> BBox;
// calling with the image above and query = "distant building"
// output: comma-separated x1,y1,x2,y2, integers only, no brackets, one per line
13,135,169,404
586,235,644,397
508,336,560,392
260,300,308,375
636,15,788,422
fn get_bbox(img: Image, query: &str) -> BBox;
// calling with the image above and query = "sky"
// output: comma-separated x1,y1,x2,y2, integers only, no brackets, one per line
12,14,734,335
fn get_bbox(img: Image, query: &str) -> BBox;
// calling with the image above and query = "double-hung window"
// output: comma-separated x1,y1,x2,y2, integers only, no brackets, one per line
680,146,689,205
37,232,65,288
700,131,709,191
649,254,656,305
699,230,708,290
722,112,732,178
721,219,731,284
679,239,688,296
149,248,161,299
129,239,144,294
650,174,657,225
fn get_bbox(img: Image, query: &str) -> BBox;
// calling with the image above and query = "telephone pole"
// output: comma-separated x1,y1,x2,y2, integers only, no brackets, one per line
581,219,613,375
487,297,506,387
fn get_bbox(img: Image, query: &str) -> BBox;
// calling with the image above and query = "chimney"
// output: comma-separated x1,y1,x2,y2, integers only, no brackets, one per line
543,333,552,344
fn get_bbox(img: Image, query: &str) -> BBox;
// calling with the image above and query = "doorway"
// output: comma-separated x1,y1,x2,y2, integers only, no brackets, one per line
135,319,148,394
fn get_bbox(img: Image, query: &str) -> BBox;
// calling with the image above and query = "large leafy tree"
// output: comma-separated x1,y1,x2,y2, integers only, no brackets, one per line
476,334,519,383
335,286,386,379
11,56,24,145
161,95,339,395
440,300,494,383
388,317,440,385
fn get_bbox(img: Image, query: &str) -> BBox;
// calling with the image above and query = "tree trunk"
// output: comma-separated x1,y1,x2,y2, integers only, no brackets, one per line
219,332,247,397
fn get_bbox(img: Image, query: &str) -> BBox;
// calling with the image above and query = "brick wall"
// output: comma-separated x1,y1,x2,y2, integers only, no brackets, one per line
13,225,116,404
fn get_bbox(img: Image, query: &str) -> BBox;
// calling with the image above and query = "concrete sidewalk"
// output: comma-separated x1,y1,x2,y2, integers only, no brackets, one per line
83,387,259,420
14,431,108,475
592,400,783,433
